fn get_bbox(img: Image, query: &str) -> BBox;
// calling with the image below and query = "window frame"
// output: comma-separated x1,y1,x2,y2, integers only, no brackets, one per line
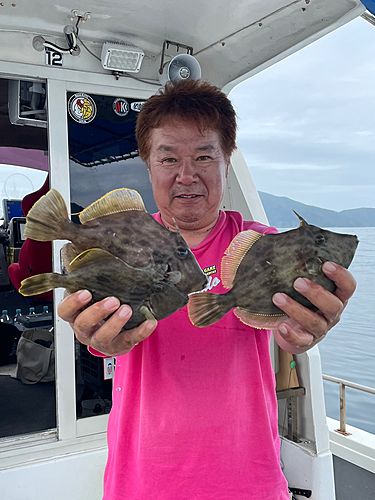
0,60,154,465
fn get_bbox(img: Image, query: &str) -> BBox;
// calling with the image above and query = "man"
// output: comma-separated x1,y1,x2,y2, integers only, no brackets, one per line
59,80,356,499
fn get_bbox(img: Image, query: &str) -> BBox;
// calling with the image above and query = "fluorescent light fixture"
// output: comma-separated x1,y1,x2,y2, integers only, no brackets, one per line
101,42,144,73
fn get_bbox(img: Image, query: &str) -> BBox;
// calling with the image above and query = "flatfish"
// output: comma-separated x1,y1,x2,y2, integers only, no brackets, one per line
20,188,207,328
24,188,207,296
188,213,358,329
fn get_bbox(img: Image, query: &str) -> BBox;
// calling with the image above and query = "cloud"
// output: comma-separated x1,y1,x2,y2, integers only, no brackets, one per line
0,164,47,217
250,162,340,172
354,130,374,137
229,17,375,210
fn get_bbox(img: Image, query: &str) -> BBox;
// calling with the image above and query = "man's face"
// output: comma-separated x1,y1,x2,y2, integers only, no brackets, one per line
147,119,229,230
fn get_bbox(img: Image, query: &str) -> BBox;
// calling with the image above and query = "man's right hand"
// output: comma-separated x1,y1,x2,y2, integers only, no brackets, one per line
58,290,158,356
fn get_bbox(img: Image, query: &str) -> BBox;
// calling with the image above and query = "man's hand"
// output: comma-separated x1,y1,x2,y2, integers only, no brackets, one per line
272,262,356,354
58,290,157,356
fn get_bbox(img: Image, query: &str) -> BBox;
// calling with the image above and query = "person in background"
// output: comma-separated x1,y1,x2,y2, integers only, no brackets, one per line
58,80,356,500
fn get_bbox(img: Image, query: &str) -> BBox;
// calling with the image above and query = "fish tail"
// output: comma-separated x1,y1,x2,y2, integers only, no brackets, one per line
25,189,73,242
188,291,232,327
19,272,67,297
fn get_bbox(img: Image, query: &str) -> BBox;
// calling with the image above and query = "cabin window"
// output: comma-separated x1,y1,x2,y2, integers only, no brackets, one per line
66,91,156,419
0,77,55,438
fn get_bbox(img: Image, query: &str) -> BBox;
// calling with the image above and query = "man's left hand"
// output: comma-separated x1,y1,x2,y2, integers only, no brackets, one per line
272,262,357,354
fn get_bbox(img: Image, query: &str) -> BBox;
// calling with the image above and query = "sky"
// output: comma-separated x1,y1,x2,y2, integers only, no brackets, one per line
0,165,47,218
230,16,375,212
1,16,373,217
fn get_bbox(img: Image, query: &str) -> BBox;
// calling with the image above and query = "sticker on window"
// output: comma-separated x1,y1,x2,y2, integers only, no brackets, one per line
68,93,97,124
113,98,129,116
131,101,144,112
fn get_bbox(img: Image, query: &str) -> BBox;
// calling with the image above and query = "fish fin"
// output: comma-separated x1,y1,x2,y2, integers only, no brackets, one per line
234,307,286,330
188,292,231,327
25,189,71,241
293,210,308,226
19,272,66,296
79,188,146,224
221,230,262,289
69,247,142,274
69,247,122,271
60,243,80,273
139,305,156,321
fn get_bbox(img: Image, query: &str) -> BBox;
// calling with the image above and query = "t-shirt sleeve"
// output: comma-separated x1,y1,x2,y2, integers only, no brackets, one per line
243,220,279,235
87,346,109,358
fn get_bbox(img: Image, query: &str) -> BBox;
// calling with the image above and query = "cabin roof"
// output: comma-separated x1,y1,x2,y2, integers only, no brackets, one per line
0,0,365,89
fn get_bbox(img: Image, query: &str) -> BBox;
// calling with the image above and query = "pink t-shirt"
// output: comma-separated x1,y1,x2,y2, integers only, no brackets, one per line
101,210,289,500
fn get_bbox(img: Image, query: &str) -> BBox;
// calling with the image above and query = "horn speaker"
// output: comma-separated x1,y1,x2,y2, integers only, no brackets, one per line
160,54,201,84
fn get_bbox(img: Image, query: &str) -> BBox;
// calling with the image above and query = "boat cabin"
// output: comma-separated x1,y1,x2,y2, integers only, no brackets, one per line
0,1,373,499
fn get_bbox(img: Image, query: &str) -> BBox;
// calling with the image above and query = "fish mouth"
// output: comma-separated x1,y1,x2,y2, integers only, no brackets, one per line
190,273,209,292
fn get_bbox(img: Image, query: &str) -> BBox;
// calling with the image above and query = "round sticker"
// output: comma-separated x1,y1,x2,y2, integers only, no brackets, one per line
113,98,129,117
131,101,144,112
68,93,97,124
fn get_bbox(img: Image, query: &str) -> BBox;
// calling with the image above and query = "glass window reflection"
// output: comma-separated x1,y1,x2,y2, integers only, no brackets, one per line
0,77,55,438
67,91,156,419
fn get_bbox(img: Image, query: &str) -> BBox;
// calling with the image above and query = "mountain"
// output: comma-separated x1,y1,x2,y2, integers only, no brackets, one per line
258,192,375,227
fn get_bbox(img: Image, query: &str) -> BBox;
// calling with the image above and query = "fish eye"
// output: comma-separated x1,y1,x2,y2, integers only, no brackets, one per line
176,247,189,259
315,234,325,245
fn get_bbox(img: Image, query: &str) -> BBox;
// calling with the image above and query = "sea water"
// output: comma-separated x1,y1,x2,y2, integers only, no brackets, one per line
317,227,375,434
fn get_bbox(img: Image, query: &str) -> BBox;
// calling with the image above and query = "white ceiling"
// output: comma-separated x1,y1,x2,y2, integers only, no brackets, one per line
0,0,365,88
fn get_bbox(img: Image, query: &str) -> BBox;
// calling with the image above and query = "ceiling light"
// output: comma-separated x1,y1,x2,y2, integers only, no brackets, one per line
101,42,144,73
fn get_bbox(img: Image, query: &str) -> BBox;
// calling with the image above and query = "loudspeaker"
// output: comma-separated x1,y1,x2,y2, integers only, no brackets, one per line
160,54,201,85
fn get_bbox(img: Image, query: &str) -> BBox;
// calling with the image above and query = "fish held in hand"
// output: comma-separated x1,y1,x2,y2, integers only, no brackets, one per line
24,188,207,296
188,213,359,329
20,188,207,328
20,248,191,329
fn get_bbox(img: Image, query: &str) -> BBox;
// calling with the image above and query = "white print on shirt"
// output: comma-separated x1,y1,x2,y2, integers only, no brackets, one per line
202,264,221,291
203,275,221,291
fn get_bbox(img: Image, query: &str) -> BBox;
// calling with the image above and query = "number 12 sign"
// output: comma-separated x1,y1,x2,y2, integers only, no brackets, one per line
45,48,63,67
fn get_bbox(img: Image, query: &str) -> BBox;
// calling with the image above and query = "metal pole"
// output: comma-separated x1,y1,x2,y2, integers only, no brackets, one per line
339,383,346,434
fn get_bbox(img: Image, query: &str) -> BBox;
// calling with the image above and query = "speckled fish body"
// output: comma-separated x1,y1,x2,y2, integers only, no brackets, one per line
20,248,190,329
20,188,207,327
24,188,206,296
188,215,358,329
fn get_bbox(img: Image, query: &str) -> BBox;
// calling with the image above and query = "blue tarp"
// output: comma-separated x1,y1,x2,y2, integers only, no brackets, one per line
361,0,375,15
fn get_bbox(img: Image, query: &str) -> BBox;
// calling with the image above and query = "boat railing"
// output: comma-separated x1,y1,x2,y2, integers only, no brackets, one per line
322,374,375,435
362,11,375,28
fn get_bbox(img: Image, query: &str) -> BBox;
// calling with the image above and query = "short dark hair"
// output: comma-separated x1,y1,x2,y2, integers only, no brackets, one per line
136,80,237,161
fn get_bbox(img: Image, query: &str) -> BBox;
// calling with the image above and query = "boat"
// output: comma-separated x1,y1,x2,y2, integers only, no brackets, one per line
0,1,374,499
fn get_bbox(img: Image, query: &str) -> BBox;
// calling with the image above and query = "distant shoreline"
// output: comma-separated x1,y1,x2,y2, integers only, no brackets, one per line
259,191,375,228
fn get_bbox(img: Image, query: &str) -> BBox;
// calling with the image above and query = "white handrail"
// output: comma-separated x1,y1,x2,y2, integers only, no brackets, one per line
322,374,375,434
